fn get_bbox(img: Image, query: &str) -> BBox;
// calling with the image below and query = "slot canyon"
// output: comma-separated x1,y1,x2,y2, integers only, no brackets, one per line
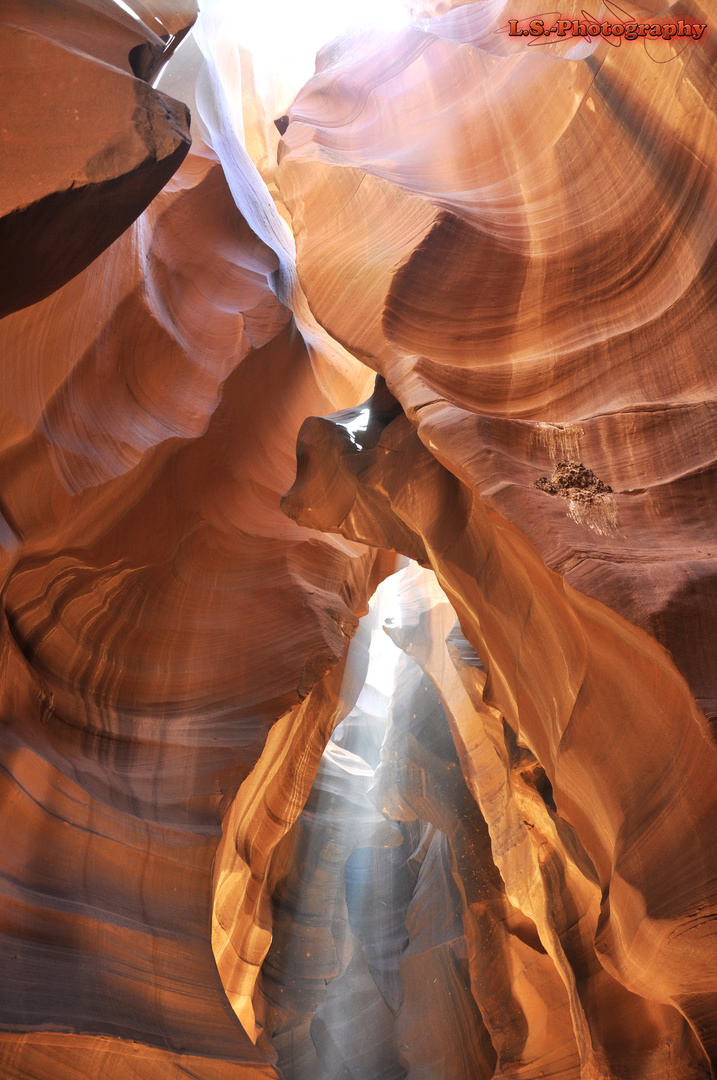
0,0,716,1076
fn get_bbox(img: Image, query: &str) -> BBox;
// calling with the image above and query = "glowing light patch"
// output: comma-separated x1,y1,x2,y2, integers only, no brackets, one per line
343,408,371,446
108,0,144,24
200,0,411,113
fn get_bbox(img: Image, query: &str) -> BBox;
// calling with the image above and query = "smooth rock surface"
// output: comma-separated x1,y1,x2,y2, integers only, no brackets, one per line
0,17,193,317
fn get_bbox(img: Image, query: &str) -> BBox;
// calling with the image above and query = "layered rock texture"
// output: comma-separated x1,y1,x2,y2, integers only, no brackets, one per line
1,0,716,1078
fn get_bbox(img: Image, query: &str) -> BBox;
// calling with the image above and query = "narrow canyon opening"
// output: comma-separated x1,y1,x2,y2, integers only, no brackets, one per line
1,1,716,1078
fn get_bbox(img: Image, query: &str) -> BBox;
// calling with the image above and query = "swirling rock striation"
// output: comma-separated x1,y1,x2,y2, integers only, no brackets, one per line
2,0,717,1077
277,0,717,726
0,3,386,1077
283,385,717,1074
276,7,717,1069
